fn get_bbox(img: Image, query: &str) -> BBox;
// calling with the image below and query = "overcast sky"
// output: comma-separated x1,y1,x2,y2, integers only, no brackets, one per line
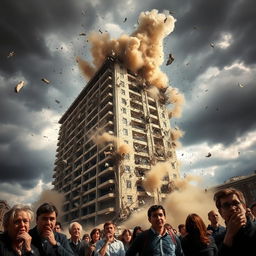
1,0,256,206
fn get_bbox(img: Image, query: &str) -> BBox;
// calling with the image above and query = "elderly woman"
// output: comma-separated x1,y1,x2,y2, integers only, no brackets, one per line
0,204,40,256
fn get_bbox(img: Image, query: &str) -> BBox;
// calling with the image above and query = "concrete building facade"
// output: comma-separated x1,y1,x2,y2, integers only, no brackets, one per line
213,172,256,207
52,57,179,226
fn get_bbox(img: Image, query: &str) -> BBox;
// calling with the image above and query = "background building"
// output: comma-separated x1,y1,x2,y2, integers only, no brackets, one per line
213,171,256,206
52,57,179,226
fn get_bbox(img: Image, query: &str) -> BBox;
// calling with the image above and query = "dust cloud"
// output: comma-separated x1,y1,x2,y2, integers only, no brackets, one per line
91,130,133,155
124,176,217,229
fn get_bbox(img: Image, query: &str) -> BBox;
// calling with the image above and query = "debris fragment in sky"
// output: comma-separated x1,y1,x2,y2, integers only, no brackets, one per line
81,10,86,15
164,17,167,23
238,82,244,88
7,51,15,58
210,43,214,48
193,26,198,30
205,152,212,158
43,136,48,138
166,54,174,65
123,17,127,23
41,78,50,84
14,81,25,93
55,99,60,104
99,29,103,34
79,32,86,36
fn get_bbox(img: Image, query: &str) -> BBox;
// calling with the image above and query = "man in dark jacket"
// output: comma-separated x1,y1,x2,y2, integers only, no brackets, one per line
0,204,40,256
214,188,256,256
126,205,183,256
29,202,74,256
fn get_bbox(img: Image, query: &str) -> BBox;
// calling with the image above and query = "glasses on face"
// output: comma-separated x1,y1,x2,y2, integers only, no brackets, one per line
221,200,241,210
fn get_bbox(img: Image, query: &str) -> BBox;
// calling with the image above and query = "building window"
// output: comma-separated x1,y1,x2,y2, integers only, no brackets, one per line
126,180,132,188
162,112,165,118
122,118,128,125
173,173,177,179
124,166,131,172
127,195,132,203
121,107,126,114
121,98,127,105
163,122,167,128
124,140,129,144
123,128,128,135
121,89,125,95
120,81,125,87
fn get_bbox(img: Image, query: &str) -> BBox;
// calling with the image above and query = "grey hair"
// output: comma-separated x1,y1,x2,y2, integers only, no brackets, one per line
3,204,33,232
69,221,83,233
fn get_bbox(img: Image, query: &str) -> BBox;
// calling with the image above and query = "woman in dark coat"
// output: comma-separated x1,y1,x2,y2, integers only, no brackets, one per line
181,213,218,256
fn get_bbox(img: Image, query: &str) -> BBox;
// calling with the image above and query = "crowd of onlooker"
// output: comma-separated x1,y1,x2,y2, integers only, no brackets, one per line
0,188,256,255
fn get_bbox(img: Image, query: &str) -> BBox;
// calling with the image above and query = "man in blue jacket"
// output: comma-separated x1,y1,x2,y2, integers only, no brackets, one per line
29,202,74,256
126,205,184,256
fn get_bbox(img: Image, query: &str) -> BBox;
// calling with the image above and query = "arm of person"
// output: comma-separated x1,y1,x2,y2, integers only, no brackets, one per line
174,235,184,256
118,241,125,256
96,239,109,256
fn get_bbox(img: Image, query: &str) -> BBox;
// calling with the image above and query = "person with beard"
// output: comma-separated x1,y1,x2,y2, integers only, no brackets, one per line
214,188,256,256
0,204,40,256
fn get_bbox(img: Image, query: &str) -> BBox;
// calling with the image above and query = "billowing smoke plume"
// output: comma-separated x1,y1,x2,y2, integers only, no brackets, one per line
91,131,133,155
142,162,170,193
124,176,218,229
170,127,185,148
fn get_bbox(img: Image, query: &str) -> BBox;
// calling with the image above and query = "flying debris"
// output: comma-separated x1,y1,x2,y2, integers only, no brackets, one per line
7,51,15,58
210,43,214,48
164,17,167,23
55,99,60,104
81,10,86,15
14,81,25,93
238,82,244,88
205,152,212,158
79,32,86,36
123,17,127,23
41,78,50,84
193,26,198,30
166,54,174,65
43,136,48,138
99,29,103,34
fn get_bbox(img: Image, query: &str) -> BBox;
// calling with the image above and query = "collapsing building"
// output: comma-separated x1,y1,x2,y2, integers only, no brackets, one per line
52,57,180,226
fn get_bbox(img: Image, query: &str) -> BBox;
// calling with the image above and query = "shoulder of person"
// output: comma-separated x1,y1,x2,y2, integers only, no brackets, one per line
54,231,68,242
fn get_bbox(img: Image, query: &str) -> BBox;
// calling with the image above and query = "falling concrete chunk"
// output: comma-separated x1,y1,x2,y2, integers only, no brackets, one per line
7,51,15,58
210,43,214,48
238,82,244,88
166,54,174,65
41,78,50,84
79,32,86,36
55,99,60,104
14,81,25,93
205,152,212,158
99,29,103,34
123,17,127,23
164,17,167,23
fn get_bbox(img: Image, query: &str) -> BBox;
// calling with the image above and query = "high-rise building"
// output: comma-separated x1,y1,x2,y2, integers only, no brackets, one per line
53,57,180,226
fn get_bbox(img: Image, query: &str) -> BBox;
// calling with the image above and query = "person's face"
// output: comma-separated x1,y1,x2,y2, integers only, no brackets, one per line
92,230,100,242
7,210,30,241
36,211,56,235
70,223,82,239
54,224,61,232
123,231,132,243
104,224,115,235
84,236,90,243
219,194,246,222
251,205,256,217
180,226,186,236
148,209,166,230
208,211,219,225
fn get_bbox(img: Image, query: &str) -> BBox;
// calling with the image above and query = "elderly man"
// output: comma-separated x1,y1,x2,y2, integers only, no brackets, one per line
0,204,40,256
69,222,89,256
214,188,256,256
126,205,184,256
96,221,125,256
29,202,74,256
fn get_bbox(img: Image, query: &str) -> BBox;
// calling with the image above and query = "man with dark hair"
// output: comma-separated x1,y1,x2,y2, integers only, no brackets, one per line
29,202,74,256
214,188,256,256
177,224,187,240
207,210,226,249
54,222,62,233
96,221,125,256
126,205,184,256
